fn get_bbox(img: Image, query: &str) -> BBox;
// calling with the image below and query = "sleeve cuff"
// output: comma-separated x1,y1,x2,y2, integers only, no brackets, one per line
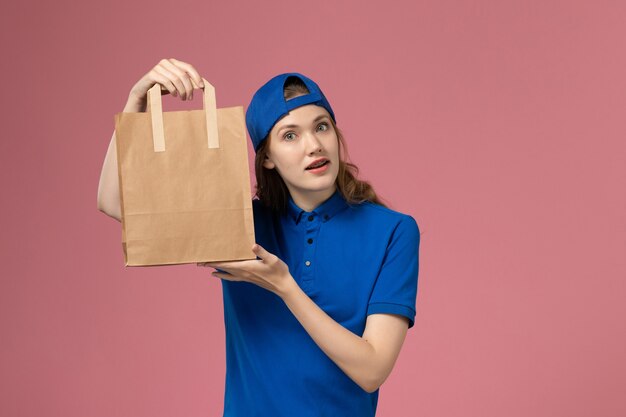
367,302,416,329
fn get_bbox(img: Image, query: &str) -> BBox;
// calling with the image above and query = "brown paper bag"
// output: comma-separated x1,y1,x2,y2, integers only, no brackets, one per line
113,78,256,266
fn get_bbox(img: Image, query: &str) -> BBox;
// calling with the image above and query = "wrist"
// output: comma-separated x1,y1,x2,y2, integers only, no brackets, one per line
277,274,299,300
124,91,147,112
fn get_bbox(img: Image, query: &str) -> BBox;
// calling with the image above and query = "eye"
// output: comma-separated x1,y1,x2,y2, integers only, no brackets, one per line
283,132,296,141
317,122,329,131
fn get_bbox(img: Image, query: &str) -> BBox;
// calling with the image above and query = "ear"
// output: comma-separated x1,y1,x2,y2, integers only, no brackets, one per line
262,154,275,170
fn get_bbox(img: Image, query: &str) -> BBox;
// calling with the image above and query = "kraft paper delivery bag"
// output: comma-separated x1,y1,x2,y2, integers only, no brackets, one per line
113,78,256,266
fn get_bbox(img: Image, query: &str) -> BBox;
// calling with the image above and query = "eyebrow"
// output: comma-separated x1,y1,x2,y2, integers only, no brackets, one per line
277,115,329,134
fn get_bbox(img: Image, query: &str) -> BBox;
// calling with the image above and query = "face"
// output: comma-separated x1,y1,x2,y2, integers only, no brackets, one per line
263,104,340,202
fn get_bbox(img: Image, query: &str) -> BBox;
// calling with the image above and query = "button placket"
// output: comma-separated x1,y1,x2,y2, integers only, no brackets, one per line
302,213,319,282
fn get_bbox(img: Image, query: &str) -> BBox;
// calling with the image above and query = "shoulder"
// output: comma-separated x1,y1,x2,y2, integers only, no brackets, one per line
355,201,420,236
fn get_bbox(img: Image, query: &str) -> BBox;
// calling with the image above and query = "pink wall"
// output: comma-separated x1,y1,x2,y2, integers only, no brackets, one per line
1,1,624,416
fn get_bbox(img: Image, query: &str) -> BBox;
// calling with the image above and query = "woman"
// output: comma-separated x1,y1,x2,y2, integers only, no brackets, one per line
97,58,421,417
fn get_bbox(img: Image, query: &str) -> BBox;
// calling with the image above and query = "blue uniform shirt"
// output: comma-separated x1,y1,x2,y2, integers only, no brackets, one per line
220,189,420,417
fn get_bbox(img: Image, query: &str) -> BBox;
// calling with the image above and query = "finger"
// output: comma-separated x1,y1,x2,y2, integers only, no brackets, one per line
212,271,240,281
168,59,205,90
147,69,177,96
159,58,193,100
205,259,259,268
252,243,272,261
211,266,241,276
204,262,229,268
213,260,265,273
153,64,184,98
213,266,257,282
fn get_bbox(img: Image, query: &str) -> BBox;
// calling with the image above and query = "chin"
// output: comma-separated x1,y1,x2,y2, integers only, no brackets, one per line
314,172,338,188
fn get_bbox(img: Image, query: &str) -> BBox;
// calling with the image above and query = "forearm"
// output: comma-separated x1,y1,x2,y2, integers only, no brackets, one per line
96,95,146,219
279,278,380,393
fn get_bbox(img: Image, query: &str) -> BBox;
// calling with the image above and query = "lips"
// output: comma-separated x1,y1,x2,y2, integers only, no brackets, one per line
305,158,329,170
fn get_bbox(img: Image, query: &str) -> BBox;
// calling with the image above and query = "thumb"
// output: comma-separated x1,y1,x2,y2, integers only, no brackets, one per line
252,243,271,260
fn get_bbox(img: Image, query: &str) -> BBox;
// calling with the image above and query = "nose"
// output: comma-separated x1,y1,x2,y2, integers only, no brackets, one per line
303,131,323,154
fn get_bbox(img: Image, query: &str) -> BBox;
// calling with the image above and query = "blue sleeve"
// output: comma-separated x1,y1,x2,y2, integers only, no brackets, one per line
367,215,420,329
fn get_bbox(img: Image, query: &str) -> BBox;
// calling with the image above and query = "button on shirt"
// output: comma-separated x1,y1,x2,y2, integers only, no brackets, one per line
220,189,420,417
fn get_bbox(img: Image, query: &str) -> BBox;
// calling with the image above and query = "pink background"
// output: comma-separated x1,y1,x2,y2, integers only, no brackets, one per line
1,1,625,416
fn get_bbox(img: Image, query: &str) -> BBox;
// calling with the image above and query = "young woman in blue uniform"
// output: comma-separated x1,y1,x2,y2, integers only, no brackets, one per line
97,59,420,417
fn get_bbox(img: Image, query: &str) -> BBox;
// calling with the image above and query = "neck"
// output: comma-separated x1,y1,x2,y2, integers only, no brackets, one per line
289,185,337,213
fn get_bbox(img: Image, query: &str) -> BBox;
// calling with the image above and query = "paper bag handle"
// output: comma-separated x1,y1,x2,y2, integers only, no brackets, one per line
146,77,219,152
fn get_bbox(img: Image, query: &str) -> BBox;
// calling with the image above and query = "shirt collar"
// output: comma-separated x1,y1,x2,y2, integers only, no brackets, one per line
287,189,349,225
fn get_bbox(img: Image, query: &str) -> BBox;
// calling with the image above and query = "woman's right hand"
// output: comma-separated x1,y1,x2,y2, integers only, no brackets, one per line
128,58,205,104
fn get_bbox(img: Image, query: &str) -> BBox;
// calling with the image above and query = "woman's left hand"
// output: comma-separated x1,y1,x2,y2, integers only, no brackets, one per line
197,244,294,297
